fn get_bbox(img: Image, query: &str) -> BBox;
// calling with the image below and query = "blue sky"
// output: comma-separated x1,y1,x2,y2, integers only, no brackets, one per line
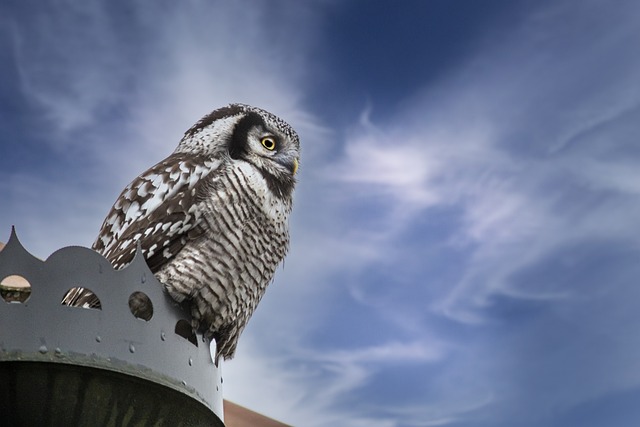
2,1,640,426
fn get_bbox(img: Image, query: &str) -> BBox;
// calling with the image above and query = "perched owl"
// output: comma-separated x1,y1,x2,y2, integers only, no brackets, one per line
63,104,300,361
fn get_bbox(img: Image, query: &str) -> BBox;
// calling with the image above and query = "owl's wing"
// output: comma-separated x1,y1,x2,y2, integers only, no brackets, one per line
93,153,221,272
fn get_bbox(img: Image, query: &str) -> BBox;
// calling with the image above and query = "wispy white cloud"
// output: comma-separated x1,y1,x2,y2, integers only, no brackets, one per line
224,335,450,427
330,0,640,321
311,0,640,424
223,336,395,427
320,340,444,365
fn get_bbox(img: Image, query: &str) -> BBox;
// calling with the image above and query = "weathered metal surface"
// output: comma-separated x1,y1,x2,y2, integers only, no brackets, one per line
0,228,224,426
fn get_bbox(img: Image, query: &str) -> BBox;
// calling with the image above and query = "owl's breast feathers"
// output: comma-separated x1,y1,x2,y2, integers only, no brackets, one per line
154,161,291,359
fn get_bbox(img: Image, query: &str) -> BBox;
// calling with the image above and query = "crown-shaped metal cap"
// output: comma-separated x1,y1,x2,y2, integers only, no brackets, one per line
0,228,224,426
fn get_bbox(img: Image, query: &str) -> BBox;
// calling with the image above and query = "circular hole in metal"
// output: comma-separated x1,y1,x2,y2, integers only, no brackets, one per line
175,319,198,347
61,287,102,309
0,274,31,303
129,291,153,321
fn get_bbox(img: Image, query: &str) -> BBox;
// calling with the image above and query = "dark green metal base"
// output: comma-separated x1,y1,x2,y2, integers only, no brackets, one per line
0,361,224,427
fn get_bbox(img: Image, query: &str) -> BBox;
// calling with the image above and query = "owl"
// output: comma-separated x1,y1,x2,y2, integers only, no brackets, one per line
63,104,300,361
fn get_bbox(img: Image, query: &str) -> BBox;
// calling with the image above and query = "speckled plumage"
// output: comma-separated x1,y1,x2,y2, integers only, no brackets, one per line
63,104,300,361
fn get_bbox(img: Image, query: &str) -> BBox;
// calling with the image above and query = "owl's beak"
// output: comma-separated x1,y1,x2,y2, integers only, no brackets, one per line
292,158,299,175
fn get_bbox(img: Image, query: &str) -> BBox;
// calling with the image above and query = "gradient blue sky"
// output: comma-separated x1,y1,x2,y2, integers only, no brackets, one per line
2,1,640,426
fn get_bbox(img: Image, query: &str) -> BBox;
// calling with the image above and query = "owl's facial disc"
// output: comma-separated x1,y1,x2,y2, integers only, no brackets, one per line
224,109,299,198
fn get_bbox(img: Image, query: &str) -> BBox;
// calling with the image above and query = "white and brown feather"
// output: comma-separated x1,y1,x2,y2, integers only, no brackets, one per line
94,154,220,271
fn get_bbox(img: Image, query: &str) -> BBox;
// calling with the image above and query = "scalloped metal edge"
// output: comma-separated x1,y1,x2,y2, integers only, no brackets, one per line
0,228,224,420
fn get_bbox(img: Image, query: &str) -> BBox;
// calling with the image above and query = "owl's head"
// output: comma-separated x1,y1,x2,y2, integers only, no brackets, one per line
176,104,300,199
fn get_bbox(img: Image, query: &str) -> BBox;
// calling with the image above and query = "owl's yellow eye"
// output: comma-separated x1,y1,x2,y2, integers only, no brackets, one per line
260,136,276,151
